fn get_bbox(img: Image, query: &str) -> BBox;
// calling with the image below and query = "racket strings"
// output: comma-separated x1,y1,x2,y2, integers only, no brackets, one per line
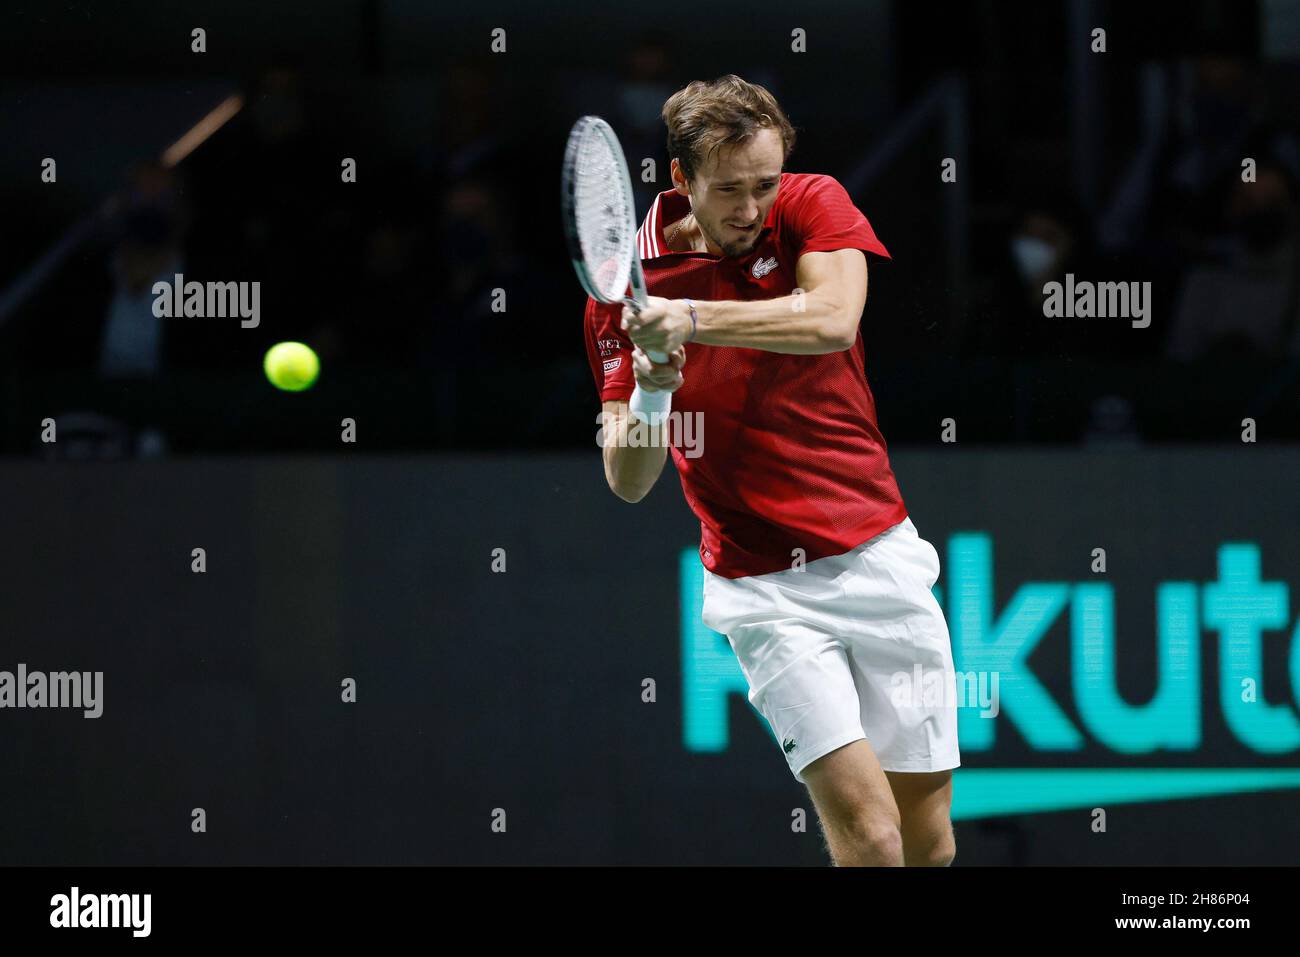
573,128,636,301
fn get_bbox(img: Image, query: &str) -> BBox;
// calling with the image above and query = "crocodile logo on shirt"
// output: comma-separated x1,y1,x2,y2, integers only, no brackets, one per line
752,256,779,279
782,737,797,754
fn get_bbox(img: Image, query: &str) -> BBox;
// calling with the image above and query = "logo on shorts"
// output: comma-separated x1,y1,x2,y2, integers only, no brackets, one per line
782,737,796,754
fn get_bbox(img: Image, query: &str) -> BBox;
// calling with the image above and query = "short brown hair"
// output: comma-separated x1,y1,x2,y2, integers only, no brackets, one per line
661,75,797,183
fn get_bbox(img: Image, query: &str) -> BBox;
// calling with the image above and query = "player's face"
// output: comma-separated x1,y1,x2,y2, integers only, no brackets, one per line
677,127,783,258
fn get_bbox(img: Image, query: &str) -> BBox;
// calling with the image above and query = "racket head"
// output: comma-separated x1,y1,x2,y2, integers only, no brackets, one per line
561,115,644,308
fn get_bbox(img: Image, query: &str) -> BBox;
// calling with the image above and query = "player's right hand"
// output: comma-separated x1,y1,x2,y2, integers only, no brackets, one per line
632,346,686,394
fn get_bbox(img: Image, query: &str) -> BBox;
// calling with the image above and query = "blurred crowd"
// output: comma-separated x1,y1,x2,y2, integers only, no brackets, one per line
970,57,1300,364
1,37,1298,454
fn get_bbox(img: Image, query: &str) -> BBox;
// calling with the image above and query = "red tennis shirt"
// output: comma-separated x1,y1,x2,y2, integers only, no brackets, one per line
584,172,907,579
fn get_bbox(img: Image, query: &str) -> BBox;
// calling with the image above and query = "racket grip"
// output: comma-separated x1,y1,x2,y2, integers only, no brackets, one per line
629,384,672,423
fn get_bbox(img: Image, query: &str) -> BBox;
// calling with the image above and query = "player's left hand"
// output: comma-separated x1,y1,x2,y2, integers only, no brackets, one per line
622,297,694,356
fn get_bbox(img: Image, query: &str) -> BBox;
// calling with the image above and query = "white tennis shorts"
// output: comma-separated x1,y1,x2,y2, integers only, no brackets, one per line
701,517,961,782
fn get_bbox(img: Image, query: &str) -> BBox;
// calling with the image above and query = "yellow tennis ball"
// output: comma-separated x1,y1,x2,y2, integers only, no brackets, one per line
263,342,320,392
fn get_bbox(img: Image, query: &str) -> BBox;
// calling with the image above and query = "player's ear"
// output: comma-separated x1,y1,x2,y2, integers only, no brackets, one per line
669,159,691,196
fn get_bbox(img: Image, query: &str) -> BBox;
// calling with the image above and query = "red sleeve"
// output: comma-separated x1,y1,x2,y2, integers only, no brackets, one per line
782,174,891,261
583,296,635,402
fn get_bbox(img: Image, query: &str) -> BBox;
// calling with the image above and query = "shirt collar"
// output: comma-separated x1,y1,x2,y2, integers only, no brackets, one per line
636,183,777,261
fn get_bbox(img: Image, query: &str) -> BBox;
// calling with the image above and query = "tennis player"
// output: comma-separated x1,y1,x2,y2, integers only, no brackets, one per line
584,75,959,866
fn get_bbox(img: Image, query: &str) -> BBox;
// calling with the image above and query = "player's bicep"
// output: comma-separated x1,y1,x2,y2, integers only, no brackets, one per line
795,248,869,342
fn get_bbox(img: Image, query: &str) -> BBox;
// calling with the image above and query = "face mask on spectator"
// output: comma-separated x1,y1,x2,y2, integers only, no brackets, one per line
1010,234,1057,283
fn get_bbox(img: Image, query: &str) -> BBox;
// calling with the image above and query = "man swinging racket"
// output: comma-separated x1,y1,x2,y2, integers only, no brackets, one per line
583,75,960,866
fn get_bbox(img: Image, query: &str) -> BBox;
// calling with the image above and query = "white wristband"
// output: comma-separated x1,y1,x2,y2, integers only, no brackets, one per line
629,384,672,424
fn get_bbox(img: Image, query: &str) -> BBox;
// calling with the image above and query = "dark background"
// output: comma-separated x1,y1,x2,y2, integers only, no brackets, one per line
0,0,1298,865
1,0,1298,452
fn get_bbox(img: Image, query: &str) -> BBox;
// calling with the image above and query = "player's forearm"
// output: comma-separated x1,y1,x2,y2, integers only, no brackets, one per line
691,292,858,354
601,408,668,503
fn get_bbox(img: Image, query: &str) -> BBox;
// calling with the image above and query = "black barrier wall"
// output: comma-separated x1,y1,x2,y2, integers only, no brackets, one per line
1,449,1297,865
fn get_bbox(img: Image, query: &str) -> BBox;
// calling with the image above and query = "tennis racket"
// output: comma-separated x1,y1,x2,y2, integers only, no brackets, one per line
561,115,671,420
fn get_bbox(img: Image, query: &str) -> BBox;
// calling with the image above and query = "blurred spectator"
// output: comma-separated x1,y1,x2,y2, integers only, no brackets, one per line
181,66,347,368
430,63,514,182
1009,210,1078,302
420,177,577,440
424,178,564,361
324,181,431,366
970,198,1113,356
1168,162,1300,361
98,162,186,379
1100,57,1300,264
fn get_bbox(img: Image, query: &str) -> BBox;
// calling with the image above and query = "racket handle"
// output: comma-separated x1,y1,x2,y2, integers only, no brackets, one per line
622,297,668,365
629,384,672,423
